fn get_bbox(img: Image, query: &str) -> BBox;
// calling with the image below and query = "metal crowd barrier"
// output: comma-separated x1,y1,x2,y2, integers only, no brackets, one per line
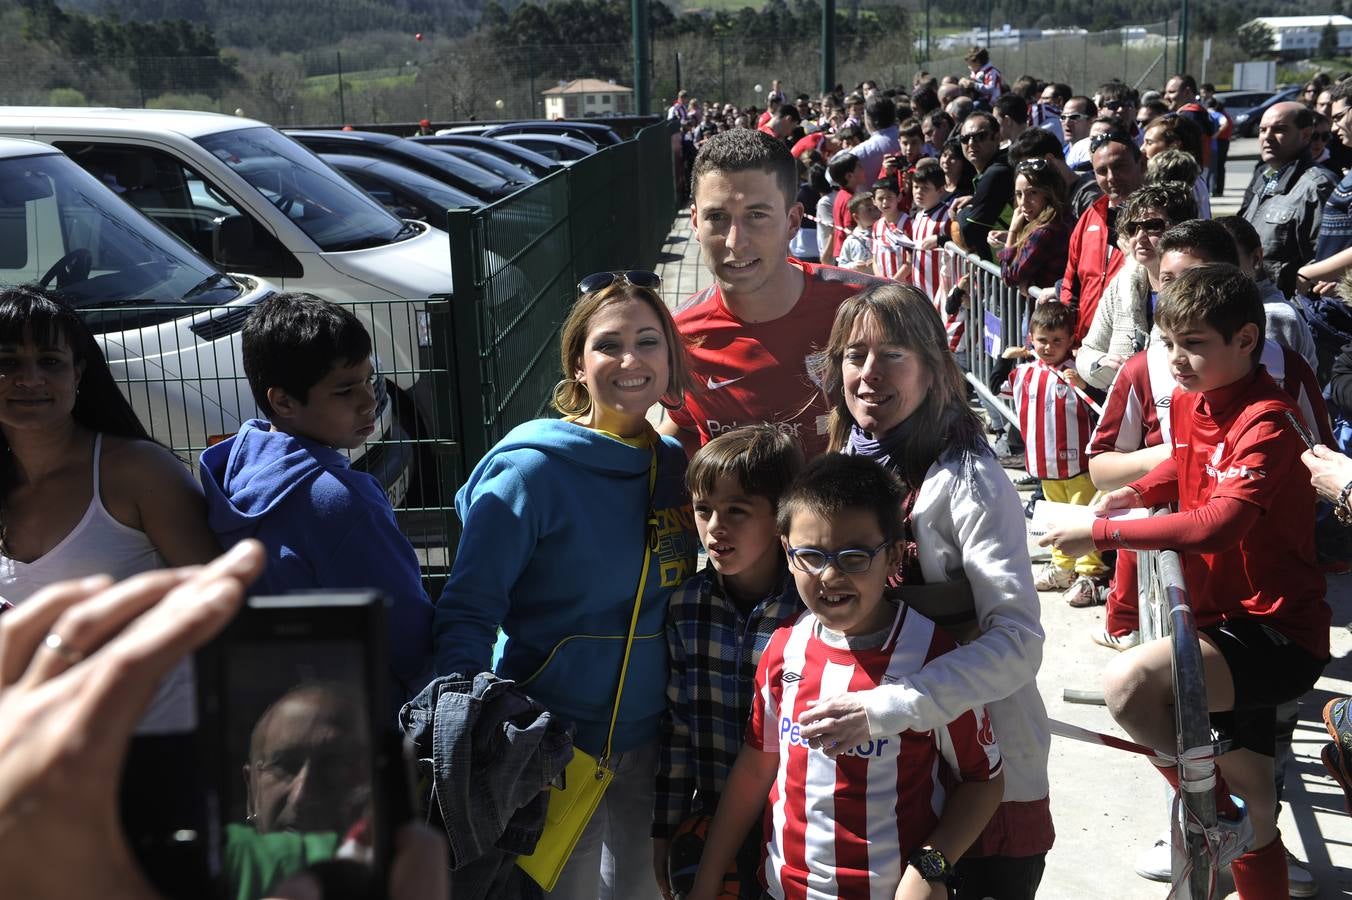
939,244,1029,428
1138,541,1218,899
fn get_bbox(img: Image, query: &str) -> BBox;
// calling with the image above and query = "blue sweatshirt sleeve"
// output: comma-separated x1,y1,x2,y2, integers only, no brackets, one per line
433,455,539,679
319,494,433,699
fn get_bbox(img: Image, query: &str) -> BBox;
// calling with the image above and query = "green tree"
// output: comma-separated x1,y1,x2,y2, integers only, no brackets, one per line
1237,20,1274,57
1319,20,1340,58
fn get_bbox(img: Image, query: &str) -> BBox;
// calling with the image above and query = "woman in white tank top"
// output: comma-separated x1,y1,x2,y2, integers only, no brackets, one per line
0,286,221,730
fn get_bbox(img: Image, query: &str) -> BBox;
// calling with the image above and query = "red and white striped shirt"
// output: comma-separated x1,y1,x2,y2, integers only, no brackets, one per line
906,200,951,303
1088,340,1333,456
1005,358,1097,480
971,62,1006,102
871,216,907,280
748,606,1002,900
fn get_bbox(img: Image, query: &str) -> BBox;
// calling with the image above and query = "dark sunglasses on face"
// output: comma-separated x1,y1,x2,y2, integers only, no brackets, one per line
1122,217,1168,238
1060,112,1090,122
1102,100,1127,111
577,269,662,295
1314,132,1332,141
1090,131,1132,153
958,130,992,145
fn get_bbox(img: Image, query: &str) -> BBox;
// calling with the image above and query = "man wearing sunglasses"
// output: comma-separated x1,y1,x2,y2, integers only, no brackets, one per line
953,111,1015,262
1239,101,1336,298
663,129,878,460
1059,130,1145,344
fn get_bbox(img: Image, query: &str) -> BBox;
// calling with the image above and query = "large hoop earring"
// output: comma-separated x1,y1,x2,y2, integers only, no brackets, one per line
552,378,591,415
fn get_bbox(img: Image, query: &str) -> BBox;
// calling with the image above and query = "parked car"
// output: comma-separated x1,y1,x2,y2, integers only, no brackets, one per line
1230,85,1302,137
1214,89,1274,125
322,152,482,223
411,133,560,178
0,107,462,503
496,133,599,163
442,120,622,147
286,129,526,201
436,145,539,185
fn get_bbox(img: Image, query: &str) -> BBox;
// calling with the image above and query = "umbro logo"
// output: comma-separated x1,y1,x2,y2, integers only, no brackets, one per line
706,374,746,390
782,671,802,683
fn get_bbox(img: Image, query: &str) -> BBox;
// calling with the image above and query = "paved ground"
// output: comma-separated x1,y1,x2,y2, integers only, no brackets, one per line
653,154,1352,895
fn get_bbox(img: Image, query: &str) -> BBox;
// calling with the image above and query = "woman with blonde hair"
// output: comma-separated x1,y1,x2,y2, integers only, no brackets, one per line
996,158,1071,295
800,282,1054,899
434,271,698,899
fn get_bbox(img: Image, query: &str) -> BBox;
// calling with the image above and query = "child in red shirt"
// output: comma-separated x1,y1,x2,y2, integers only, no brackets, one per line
1040,264,1330,899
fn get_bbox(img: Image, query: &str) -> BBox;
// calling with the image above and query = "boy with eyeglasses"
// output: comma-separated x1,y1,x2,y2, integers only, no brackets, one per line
685,453,1004,900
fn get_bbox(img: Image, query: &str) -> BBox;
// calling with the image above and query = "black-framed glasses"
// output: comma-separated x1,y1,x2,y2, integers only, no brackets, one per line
787,542,889,576
1122,217,1168,238
1016,158,1051,174
1089,131,1132,153
958,130,992,145
577,270,663,295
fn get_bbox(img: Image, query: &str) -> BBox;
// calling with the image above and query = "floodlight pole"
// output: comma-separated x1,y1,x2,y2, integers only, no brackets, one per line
822,0,836,93
633,0,651,115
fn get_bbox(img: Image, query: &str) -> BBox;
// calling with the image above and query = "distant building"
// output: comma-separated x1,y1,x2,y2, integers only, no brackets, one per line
541,79,633,118
1244,15,1352,57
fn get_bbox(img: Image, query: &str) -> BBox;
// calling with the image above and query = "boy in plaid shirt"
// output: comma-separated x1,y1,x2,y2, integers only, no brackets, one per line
653,425,805,899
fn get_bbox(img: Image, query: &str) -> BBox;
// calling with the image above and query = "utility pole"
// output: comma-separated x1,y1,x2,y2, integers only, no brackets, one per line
632,0,651,115
821,0,836,93
336,51,346,123
1178,0,1190,74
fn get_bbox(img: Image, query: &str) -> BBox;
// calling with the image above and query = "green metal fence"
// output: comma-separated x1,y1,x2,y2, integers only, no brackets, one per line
443,118,676,471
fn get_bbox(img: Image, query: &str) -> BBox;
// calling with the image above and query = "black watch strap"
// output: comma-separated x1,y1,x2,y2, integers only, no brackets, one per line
908,846,954,884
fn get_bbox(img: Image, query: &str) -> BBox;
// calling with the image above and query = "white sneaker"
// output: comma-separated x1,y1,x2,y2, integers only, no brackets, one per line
1212,802,1253,870
1287,849,1318,898
1134,830,1172,882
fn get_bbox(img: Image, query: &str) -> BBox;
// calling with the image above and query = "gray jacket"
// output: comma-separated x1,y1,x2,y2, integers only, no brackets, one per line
1240,156,1337,297
400,672,574,900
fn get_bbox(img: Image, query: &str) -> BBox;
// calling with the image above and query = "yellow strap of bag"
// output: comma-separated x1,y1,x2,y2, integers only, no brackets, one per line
517,449,659,890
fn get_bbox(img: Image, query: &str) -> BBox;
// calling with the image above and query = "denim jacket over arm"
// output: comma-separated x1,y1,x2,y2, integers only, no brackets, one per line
400,672,574,900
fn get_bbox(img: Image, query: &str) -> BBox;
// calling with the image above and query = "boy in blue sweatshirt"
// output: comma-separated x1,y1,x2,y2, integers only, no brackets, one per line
199,293,432,703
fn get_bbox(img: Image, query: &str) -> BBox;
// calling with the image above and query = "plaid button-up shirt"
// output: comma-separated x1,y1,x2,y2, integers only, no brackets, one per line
652,562,803,839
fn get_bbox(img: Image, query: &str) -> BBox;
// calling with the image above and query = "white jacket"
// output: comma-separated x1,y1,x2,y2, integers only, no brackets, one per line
859,448,1051,803
1076,258,1152,389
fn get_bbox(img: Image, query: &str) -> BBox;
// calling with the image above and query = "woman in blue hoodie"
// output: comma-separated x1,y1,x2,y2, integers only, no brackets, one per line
434,272,697,899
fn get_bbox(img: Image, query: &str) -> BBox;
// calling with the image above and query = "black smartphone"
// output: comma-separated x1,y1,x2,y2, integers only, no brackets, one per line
197,591,413,900
1285,410,1318,450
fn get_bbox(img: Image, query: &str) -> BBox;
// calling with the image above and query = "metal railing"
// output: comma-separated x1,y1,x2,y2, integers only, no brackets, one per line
939,244,1028,429
1137,543,1219,899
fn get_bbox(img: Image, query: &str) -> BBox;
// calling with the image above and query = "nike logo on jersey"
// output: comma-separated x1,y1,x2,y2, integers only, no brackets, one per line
706,374,746,390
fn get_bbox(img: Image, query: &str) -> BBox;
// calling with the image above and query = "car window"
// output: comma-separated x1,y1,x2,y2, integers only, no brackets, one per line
0,150,241,329
197,127,410,252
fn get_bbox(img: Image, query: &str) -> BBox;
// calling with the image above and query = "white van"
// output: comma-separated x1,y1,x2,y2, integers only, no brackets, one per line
0,137,408,500
0,108,458,443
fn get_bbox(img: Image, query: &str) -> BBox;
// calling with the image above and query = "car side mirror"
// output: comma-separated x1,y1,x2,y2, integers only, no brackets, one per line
212,214,302,278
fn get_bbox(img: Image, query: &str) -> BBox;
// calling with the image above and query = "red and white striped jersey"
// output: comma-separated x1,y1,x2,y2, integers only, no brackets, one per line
1088,340,1333,457
972,62,1006,102
747,606,1002,900
906,200,951,303
871,216,907,280
1005,358,1097,480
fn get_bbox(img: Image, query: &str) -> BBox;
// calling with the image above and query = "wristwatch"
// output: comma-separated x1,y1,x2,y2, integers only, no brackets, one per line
908,846,954,884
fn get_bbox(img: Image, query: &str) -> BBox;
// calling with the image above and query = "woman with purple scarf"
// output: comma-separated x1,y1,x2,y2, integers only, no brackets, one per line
796,282,1055,900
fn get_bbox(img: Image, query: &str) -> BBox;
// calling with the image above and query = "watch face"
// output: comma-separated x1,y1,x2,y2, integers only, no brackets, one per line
918,849,949,880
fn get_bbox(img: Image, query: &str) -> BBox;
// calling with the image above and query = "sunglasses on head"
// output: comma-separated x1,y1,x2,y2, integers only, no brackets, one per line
1090,131,1132,153
577,270,662,295
1016,158,1051,174
1122,217,1168,238
958,130,992,145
